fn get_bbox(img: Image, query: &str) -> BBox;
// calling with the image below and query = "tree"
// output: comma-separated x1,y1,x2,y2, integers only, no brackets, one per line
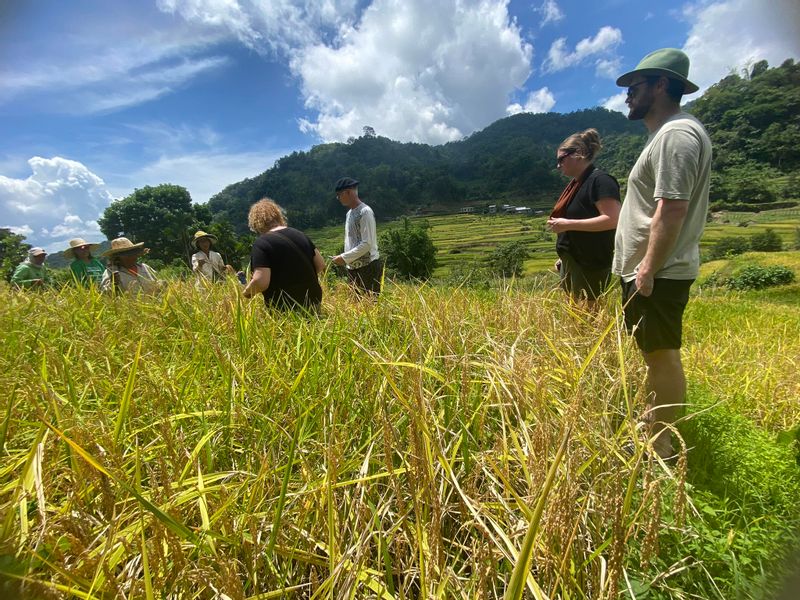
207,219,243,269
486,241,530,278
380,218,437,280
0,228,31,282
99,184,205,264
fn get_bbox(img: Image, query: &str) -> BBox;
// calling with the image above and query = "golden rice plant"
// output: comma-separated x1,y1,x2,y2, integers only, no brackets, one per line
0,276,796,598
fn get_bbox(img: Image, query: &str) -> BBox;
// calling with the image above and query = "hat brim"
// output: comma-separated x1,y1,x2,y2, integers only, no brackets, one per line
64,243,102,259
192,234,217,248
102,242,146,257
616,67,699,94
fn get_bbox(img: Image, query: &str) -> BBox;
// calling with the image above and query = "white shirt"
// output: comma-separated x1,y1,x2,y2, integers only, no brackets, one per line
342,203,379,269
100,263,160,294
192,250,226,283
613,112,712,281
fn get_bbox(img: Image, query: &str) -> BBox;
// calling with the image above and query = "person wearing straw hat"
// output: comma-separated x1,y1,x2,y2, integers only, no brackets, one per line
100,237,161,294
191,230,234,286
11,247,51,289
612,48,712,460
65,238,105,287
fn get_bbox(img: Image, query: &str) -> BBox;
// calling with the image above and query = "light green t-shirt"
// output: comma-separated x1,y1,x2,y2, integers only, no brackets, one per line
613,112,712,281
70,258,106,287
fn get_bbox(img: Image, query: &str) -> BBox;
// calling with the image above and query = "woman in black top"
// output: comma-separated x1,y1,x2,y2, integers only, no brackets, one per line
547,128,621,303
242,198,325,311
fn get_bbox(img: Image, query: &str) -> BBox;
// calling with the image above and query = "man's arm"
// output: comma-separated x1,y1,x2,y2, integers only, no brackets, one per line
338,210,376,265
635,198,689,296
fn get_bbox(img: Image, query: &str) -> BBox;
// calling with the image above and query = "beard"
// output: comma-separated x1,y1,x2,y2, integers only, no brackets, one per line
627,91,653,121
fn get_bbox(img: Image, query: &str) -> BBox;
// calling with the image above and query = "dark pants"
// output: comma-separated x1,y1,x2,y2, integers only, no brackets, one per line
558,253,612,300
347,259,383,295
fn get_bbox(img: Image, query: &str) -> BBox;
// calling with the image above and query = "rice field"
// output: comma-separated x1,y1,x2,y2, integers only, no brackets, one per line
308,208,800,278
1,272,798,599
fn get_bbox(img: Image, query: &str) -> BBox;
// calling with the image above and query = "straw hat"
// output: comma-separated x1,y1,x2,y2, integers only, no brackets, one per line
192,230,217,248
102,237,146,257
63,238,102,259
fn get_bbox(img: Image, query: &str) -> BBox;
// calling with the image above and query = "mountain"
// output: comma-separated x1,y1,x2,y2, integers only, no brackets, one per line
207,59,800,233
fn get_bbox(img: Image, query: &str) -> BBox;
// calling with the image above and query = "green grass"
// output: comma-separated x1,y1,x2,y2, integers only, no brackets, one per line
308,207,800,279
0,274,799,598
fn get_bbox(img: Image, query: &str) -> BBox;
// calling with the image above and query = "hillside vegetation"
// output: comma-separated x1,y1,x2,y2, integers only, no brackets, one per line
206,59,799,234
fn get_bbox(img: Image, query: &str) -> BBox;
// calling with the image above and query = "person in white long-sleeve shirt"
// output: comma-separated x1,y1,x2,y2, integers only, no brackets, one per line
331,177,382,295
191,230,234,287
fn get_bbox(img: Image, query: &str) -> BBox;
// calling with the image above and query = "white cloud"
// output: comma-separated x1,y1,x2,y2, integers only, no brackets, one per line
506,87,556,115
292,0,533,143
0,18,230,114
595,57,622,79
536,0,564,26
0,157,114,248
543,26,622,73
157,0,360,55
601,91,628,114
119,150,287,205
2,225,33,237
681,0,800,93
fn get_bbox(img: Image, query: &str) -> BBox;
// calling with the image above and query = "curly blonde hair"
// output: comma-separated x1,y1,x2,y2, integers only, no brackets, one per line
248,198,287,234
559,128,603,162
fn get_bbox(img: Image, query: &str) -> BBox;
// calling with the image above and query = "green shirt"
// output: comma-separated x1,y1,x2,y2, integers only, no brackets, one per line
10,261,50,289
70,258,105,287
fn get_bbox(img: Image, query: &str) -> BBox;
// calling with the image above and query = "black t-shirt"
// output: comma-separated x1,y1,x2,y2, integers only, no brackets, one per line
251,228,322,309
556,166,620,269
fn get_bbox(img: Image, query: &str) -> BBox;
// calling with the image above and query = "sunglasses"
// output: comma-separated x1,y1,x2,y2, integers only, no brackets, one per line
556,149,576,166
626,80,650,97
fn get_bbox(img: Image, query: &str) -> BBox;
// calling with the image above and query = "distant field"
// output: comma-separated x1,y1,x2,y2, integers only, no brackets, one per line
308,207,800,278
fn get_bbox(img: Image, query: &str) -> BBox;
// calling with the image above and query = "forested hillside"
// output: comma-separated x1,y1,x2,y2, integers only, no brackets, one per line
208,59,799,233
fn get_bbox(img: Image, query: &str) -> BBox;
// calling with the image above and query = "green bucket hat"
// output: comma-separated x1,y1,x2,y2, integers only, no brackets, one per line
616,48,699,94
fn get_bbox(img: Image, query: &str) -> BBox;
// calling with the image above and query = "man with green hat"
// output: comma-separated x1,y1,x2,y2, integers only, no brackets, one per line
612,48,712,460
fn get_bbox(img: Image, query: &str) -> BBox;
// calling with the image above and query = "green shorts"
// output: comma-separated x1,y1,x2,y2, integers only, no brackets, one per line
558,253,612,300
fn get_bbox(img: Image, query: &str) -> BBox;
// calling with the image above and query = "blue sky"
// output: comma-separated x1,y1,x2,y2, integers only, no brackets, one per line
1,0,798,252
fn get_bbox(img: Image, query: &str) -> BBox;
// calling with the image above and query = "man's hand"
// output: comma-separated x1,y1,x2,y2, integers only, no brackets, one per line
332,255,346,267
635,270,654,297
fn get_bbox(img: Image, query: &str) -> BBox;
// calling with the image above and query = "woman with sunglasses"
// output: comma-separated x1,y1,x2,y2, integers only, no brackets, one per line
547,128,621,305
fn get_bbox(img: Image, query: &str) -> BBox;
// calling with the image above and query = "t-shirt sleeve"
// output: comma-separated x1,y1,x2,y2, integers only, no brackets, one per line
251,239,273,269
305,234,317,257
592,173,621,203
651,128,701,201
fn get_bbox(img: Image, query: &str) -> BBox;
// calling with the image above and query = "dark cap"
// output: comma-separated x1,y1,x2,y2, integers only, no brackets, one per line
334,177,359,192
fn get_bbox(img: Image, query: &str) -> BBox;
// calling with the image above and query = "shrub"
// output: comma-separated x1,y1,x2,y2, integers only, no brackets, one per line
380,218,438,280
725,265,795,290
750,228,783,252
707,235,749,260
486,240,530,277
